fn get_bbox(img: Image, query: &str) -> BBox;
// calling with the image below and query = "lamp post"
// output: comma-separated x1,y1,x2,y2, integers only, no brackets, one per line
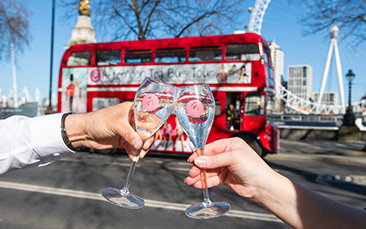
343,69,355,126
47,0,55,113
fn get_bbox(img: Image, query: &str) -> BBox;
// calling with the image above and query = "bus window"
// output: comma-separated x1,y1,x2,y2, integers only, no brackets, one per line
215,100,222,116
226,92,241,130
266,94,274,116
96,50,121,65
125,49,152,64
92,97,120,111
189,46,222,62
263,51,275,86
66,51,92,66
245,93,265,116
155,48,186,63
226,44,260,61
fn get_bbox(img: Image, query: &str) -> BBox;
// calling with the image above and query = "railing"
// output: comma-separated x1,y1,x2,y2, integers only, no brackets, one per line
276,83,366,115
270,113,344,130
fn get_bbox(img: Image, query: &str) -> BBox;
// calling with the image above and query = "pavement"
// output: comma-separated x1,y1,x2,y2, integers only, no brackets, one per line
266,139,366,165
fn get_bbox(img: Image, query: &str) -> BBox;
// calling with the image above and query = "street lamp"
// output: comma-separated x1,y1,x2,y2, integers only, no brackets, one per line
343,69,356,126
47,0,55,113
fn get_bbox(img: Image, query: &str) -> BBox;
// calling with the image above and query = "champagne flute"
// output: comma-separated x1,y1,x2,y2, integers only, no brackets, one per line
175,84,231,219
101,77,175,209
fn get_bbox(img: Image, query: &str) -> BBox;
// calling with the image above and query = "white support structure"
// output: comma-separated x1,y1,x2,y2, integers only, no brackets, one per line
317,26,346,113
247,0,271,35
276,82,366,115
276,82,344,114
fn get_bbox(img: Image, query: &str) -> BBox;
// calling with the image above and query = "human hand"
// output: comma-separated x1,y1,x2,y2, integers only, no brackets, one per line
187,138,366,228
65,102,153,159
185,137,276,200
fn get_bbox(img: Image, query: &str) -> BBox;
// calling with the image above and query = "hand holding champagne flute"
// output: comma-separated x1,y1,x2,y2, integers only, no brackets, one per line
175,83,231,219
101,77,175,209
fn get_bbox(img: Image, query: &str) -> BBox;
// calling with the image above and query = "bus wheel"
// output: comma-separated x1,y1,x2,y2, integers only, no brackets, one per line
231,135,263,157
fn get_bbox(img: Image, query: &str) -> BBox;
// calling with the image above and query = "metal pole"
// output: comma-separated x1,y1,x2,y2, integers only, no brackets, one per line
348,81,352,108
48,0,55,111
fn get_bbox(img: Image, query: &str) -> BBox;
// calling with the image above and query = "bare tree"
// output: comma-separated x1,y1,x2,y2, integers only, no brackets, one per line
0,0,31,61
295,0,366,44
62,0,246,41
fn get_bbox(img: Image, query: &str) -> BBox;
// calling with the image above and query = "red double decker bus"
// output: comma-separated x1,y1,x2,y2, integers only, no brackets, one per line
58,33,279,156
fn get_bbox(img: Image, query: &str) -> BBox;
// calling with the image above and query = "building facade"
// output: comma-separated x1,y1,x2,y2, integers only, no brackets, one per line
268,41,284,112
312,91,338,105
288,65,312,100
268,41,284,89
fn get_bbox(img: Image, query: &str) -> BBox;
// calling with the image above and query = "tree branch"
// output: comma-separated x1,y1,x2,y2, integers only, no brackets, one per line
113,6,139,38
174,11,217,38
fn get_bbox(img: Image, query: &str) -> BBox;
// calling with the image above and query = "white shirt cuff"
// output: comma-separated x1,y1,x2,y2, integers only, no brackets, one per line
30,113,75,159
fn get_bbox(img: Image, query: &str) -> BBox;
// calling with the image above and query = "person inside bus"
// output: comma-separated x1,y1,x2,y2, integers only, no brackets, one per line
185,137,366,228
0,102,152,174
226,104,237,131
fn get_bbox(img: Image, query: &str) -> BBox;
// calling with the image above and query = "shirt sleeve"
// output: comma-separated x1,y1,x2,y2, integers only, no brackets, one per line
0,114,75,174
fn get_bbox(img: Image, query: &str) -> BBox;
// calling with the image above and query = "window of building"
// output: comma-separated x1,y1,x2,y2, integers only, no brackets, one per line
303,78,307,85
125,49,152,64
96,50,121,65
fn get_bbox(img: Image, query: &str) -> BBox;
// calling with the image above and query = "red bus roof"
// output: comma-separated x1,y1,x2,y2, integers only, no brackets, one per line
63,33,268,54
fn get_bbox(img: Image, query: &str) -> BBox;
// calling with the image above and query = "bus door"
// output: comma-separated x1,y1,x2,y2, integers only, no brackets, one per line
225,92,242,131
243,92,266,133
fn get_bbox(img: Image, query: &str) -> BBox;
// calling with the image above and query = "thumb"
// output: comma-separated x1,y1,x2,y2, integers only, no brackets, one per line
122,130,142,153
194,152,234,169
117,122,142,154
116,102,143,152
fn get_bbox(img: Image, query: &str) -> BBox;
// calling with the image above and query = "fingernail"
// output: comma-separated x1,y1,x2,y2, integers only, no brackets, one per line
194,157,207,166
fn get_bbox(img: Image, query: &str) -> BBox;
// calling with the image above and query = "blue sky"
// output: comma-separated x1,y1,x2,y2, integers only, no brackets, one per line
1,0,365,104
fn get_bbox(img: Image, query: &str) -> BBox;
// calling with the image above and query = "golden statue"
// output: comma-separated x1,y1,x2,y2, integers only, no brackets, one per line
77,0,91,16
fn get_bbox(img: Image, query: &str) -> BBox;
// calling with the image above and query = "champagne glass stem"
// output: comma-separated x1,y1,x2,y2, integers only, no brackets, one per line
200,169,212,206
122,150,141,193
197,147,213,207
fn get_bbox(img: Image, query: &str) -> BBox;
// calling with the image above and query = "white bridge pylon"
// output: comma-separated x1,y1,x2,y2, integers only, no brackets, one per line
317,26,346,113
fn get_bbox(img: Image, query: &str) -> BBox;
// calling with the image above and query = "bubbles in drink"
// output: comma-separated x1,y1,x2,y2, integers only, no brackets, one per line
175,101,214,148
135,96,175,141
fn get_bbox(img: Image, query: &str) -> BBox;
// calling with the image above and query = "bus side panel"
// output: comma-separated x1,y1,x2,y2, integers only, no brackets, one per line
59,67,89,113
